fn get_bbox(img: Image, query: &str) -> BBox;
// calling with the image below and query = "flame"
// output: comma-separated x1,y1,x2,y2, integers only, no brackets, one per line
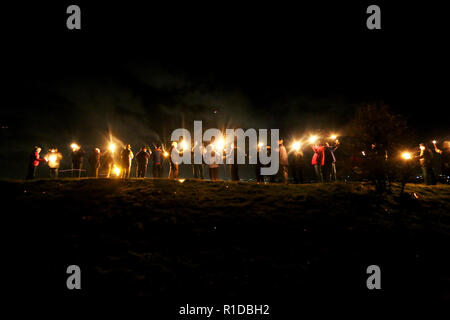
109,143,116,153
163,151,169,158
49,155,57,164
291,141,301,152
113,165,121,176
216,137,225,151
308,135,318,144
401,152,412,160
71,143,80,151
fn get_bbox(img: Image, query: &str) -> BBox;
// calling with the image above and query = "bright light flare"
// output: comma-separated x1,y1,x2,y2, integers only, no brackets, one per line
432,140,437,144
48,155,57,164
71,143,80,151
163,151,169,158
181,141,188,151
401,152,412,160
308,135,319,144
330,134,337,140
113,165,121,177
291,141,301,152
178,179,186,183
109,143,116,153
216,137,225,151
258,142,264,148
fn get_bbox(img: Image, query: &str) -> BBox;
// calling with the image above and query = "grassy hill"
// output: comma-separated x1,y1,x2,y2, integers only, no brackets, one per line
2,178,449,304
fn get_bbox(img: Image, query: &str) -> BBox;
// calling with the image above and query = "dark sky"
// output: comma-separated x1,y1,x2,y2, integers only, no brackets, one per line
1,2,449,179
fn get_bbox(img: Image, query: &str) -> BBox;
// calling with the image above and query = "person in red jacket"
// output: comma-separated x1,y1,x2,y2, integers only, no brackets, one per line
311,141,325,183
26,146,47,180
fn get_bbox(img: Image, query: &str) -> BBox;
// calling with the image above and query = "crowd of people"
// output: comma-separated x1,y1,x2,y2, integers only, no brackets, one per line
25,137,450,185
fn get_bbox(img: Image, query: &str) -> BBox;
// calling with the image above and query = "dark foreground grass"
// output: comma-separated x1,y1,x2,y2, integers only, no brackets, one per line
1,178,449,304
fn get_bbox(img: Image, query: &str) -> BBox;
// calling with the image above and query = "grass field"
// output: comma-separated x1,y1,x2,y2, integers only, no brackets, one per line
2,178,449,303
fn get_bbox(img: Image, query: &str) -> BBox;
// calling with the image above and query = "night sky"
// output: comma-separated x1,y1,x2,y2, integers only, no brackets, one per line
1,2,449,179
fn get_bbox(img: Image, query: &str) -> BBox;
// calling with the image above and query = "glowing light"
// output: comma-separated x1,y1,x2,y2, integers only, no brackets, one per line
362,151,366,156
71,143,80,151
308,135,318,144
420,146,425,151
216,137,225,151
432,140,437,144
401,152,412,160
163,151,169,158
48,155,57,166
109,143,116,153
258,142,264,148
113,165,121,177
178,179,186,183
181,141,188,151
291,141,301,152
330,134,337,140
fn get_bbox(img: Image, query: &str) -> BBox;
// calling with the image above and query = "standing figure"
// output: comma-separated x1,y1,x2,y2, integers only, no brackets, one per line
136,146,151,178
168,142,180,179
279,139,288,184
26,146,47,180
417,143,436,185
255,142,264,183
71,144,85,178
103,150,115,178
228,135,239,181
192,143,204,179
152,144,163,178
311,141,325,183
289,147,305,184
434,141,450,182
120,144,134,178
208,140,219,181
323,140,340,182
88,148,102,178
45,147,63,179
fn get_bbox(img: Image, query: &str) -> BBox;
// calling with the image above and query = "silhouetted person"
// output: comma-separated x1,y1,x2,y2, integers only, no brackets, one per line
26,146,47,180
289,148,305,184
120,144,134,178
103,150,114,178
88,148,102,178
208,140,219,181
434,141,450,182
136,146,151,178
192,143,204,179
152,145,163,178
228,135,239,181
311,141,325,183
45,147,62,179
255,143,264,183
323,140,340,182
168,142,179,179
418,143,436,185
279,139,288,184
71,145,85,178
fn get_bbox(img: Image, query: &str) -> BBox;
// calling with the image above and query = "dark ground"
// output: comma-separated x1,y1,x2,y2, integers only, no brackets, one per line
2,178,449,311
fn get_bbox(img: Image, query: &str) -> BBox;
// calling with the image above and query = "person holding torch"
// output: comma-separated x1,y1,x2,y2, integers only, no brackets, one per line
433,140,450,182
311,138,325,183
45,147,62,179
152,144,164,178
71,143,85,178
289,141,305,184
120,144,134,179
26,146,47,180
417,143,436,185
